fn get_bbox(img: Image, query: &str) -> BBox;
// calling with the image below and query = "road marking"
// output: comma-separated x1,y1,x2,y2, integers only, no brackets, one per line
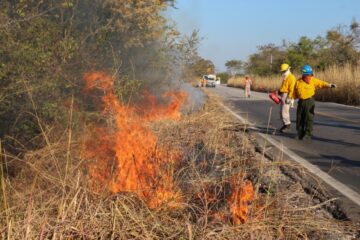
316,111,360,124
328,102,360,110
220,103,360,207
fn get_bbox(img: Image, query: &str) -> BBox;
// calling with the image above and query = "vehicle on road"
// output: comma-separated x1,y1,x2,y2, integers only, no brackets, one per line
203,74,217,87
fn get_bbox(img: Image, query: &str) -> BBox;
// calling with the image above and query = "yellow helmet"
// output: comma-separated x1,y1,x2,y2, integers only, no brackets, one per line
280,63,290,72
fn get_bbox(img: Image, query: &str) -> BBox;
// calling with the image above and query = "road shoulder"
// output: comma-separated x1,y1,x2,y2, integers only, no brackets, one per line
220,101,360,221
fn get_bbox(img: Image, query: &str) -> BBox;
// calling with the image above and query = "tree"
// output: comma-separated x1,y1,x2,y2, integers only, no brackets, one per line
246,44,286,75
350,18,360,49
0,0,181,152
216,72,230,84
175,30,211,80
285,36,317,70
190,58,215,77
324,25,359,66
243,20,360,77
225,60,243,76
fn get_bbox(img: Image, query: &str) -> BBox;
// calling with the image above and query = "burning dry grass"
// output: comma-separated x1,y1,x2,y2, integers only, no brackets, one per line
82,72,186,208
227,64,360,105
0,86,359,239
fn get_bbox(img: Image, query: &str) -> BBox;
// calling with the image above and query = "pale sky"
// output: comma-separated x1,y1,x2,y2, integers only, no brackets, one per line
169,0,360,71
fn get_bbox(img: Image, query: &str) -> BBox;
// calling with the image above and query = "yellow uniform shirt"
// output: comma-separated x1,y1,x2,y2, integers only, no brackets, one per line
279,73,296,99
293,77,329,100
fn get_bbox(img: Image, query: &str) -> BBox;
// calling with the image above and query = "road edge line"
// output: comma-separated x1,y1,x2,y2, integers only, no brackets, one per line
220,102,360,208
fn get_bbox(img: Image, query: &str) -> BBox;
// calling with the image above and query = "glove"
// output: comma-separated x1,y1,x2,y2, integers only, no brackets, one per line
290,99,295,108
329,83,337,88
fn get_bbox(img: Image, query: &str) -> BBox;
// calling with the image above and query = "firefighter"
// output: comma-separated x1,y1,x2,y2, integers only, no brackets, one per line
278,63,296,133
244,76,252,98
293,65,336,140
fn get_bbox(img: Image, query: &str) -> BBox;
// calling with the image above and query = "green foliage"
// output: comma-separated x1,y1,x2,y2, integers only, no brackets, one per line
216,72,230,84
244,20,360,76
246,44,286,76
225,59,243,76
0,9,70,151
190,58,215,77
0,0,182,152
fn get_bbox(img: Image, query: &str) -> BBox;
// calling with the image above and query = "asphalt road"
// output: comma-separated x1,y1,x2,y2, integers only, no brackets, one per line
208,85,360,194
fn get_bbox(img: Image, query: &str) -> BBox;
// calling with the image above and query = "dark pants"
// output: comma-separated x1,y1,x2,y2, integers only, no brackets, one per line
296,97,315,138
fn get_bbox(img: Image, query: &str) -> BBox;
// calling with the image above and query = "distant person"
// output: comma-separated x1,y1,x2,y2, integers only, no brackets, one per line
278,63,296,133
201,76,207,87
244,76,252,98
293,65,336,140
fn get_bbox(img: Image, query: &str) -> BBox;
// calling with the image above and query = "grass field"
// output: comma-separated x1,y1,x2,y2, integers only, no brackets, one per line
227,64,360,105
1,93,358,239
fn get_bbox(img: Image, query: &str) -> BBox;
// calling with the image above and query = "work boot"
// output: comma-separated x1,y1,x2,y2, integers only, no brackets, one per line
280,124,291,133
295,131,305,140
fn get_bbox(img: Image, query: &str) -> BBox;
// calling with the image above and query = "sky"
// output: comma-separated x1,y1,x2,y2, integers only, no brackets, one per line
169,0,360,72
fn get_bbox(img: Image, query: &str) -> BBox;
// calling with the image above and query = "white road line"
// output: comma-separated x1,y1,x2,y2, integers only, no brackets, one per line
220,102,360,207
327,102,360,110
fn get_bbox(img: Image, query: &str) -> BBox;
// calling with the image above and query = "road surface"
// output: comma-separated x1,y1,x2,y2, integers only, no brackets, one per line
208,85,360,194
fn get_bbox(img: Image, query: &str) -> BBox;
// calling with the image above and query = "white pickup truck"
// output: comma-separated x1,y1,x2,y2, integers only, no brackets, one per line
203,74,219,87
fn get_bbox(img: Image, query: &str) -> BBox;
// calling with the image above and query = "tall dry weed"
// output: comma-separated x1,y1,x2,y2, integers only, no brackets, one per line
0,95,358,239
227,64,360,105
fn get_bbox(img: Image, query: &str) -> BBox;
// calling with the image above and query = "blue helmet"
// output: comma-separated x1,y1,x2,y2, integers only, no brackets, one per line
301,65,313,76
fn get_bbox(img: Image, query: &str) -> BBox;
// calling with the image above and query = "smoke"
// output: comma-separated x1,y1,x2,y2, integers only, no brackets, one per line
74,1,206,111
168,1,201,35
180,83,205,112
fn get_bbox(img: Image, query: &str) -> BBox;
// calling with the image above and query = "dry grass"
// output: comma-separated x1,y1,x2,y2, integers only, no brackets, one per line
0,94,359,239
227,64,360,105
227,76,278,94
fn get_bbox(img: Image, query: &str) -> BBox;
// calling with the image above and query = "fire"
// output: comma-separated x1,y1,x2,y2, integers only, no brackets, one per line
82,71,186,208
228,178,255,224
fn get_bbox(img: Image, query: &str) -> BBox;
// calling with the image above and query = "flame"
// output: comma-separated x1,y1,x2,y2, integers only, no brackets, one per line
228,179,255,224
82,71,186,208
